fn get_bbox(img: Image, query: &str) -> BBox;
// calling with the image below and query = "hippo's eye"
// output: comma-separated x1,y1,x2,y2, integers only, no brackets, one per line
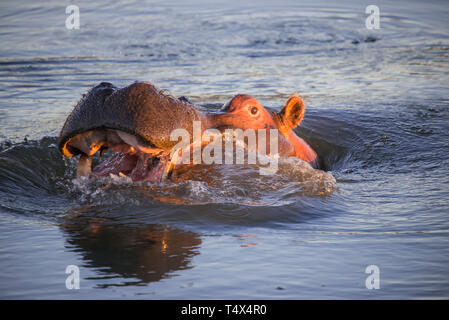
250,106,259,115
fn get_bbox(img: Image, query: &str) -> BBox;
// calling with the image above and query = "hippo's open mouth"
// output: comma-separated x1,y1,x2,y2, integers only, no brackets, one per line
62,128,173,182
57,81,206,182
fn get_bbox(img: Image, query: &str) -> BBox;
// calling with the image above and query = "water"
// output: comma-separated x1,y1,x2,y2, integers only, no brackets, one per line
1,0,449,299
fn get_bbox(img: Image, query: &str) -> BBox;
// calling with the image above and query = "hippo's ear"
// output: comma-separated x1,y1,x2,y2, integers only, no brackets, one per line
278,94,305,130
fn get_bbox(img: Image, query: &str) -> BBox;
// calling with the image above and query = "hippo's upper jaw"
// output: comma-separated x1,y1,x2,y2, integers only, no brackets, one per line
58,81,202,182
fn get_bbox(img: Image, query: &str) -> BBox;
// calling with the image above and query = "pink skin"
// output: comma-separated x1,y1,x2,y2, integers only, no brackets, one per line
92,152,167,183
210,94,319,167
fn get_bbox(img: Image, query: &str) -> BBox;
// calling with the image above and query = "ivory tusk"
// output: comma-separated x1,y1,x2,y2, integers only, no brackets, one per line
77,154,92,178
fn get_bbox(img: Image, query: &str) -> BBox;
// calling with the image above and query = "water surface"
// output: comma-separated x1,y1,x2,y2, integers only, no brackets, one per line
1,0,449,299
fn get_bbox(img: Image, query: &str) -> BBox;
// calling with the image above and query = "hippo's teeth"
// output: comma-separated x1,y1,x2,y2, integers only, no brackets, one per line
77,154,92,178
99,147,107,158
162,162,174,181
162,150,180,180
118,172,127,178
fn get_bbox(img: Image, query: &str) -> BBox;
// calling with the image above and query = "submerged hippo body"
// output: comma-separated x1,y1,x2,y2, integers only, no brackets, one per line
58,81,319,182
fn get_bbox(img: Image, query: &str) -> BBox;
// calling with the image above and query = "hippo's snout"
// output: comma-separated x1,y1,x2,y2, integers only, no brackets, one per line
58,81,202,181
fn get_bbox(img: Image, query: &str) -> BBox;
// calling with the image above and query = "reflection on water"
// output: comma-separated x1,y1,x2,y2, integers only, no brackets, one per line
61,207,201,287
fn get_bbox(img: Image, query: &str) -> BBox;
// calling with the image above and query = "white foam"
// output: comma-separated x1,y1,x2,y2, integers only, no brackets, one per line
67,156,337,206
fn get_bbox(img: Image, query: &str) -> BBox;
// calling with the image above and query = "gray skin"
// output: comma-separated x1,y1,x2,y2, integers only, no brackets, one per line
57,81,203,155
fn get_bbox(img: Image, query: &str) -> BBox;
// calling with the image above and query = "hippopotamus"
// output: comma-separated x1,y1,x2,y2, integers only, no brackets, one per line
58,81,319,182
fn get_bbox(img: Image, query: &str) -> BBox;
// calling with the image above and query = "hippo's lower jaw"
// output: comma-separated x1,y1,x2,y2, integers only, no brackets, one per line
90,151,170,183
